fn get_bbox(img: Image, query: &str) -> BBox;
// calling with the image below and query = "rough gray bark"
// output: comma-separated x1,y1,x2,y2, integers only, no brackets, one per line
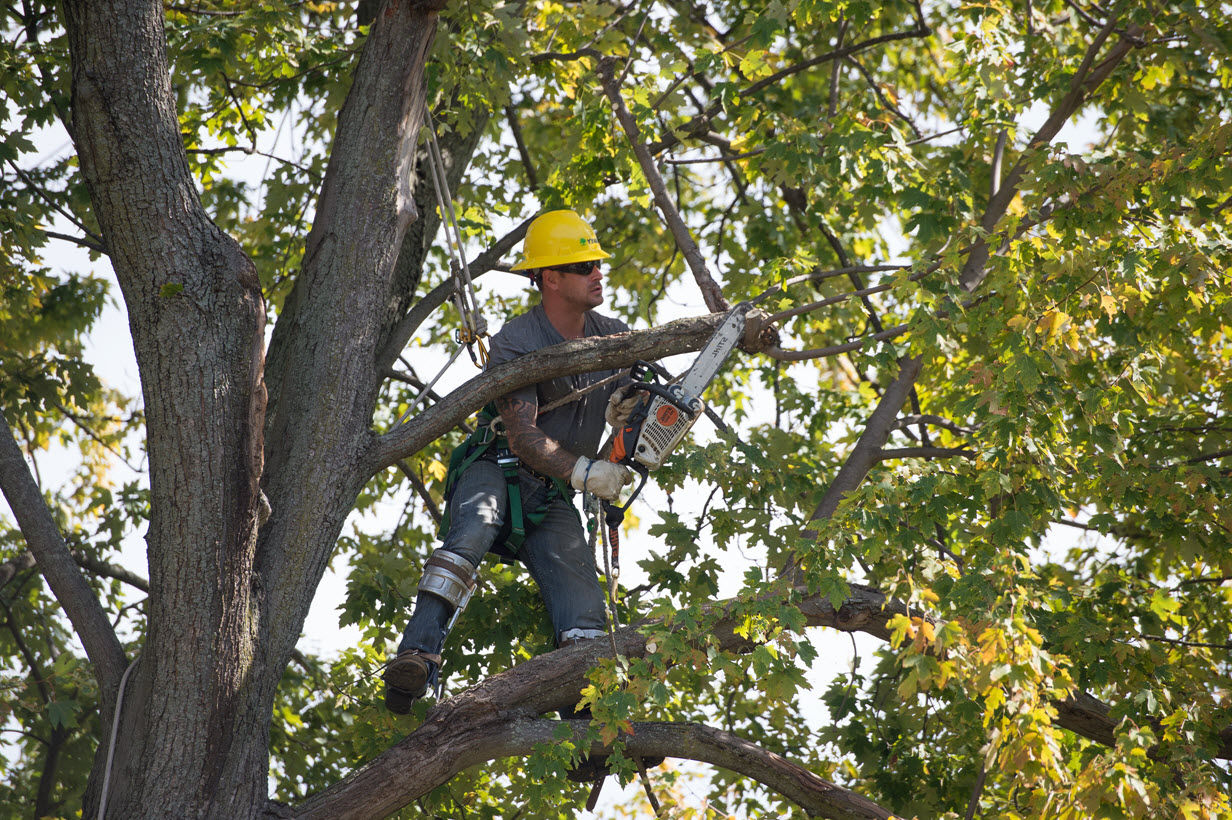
64,0,268,814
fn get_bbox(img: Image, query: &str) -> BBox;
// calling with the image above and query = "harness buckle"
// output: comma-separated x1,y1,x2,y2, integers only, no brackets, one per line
496,449,520,474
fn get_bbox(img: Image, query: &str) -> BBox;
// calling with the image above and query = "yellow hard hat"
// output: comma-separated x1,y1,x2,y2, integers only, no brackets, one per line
510,209,611,271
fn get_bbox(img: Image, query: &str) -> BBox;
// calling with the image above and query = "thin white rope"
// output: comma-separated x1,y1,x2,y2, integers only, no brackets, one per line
422,127,471,328
98,654,140,820
427,118,481,326
424,112,487,356
394,343,466,427
599,506,621,657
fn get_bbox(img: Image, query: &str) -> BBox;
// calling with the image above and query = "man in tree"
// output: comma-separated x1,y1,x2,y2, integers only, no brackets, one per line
383,210,640,713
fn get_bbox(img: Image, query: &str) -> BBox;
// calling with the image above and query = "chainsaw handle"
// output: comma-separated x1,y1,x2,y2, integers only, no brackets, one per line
629,381,701,417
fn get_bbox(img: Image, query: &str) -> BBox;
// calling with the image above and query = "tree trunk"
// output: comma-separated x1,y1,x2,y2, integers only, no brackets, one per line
61,0,446,815
64,0,267,815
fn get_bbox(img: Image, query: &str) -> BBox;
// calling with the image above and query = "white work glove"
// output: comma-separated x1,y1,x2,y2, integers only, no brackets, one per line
570,457,633,502
605,384,641,429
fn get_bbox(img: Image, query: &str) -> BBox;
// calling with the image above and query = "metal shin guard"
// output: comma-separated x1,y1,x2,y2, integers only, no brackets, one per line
419,549,478,614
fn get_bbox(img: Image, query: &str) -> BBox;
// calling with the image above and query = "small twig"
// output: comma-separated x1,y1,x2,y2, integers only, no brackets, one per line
504,105,539,189
38,228,105,253
184,144,316,175
893,414,978,436
220,72,258,145
6,159,105,247
843,54,922,138
397,461,442,526
906,125,966,146
1141,634,1232,650
751,264,909,306
1060,0,1105,28
53,400,139,471
616,9,652,87
1176,576,1232,587
663,148,765,165
876,446,973,462
764,323,910,362
765,281,894,324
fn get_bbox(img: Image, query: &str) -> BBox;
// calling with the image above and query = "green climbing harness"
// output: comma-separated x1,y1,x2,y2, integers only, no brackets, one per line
438,403,575,555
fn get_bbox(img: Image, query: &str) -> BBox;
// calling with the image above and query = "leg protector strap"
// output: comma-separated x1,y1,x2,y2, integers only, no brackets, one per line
558,627,606,648
419,550,478,610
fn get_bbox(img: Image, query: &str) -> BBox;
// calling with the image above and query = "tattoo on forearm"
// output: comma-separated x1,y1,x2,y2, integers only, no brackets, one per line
495,395,579,479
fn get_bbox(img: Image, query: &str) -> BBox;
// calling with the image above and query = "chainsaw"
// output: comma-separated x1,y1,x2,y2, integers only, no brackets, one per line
603,301,752,530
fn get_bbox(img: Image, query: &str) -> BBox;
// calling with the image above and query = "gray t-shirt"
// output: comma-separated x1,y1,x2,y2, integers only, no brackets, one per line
487,304,630,459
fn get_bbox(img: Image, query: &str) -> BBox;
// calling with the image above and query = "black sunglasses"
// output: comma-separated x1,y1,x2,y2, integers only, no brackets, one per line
550,260,600,275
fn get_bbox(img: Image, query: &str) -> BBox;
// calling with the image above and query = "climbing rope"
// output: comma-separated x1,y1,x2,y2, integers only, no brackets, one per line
595,496,622,657
391,111,491,428
98,654,140,820
424,110,488,367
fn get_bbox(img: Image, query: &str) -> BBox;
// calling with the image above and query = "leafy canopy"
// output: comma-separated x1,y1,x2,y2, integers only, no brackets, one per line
2,0,1230,817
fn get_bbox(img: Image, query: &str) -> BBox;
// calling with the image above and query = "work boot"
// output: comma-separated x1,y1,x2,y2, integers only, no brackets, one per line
383,650,440,714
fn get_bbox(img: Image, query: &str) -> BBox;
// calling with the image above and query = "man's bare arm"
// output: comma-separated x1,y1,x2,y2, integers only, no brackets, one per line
496,395,581,479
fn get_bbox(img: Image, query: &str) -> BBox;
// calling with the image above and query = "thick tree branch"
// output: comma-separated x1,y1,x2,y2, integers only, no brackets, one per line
367,312,727,473
876,446,973,461
598,57,729,313
288,561,1232,820
288,585,908,820
794,356,923,547
0,415,126,698
71,550,150,592
526,718,897,820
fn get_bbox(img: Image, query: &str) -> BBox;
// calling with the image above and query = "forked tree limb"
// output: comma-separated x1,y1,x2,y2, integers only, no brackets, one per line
959,19,1143,291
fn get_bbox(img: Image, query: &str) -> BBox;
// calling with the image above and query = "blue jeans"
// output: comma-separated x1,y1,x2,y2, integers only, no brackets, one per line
398,457,607,655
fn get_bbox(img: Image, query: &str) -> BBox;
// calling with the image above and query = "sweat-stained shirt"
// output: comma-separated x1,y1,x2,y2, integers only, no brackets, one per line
486,303,630,461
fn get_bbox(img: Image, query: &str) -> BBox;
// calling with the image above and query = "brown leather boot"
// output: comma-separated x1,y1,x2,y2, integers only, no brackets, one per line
383,650,440,714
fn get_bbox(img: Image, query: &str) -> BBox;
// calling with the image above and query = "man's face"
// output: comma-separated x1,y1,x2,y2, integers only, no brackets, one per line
546,261,603,310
